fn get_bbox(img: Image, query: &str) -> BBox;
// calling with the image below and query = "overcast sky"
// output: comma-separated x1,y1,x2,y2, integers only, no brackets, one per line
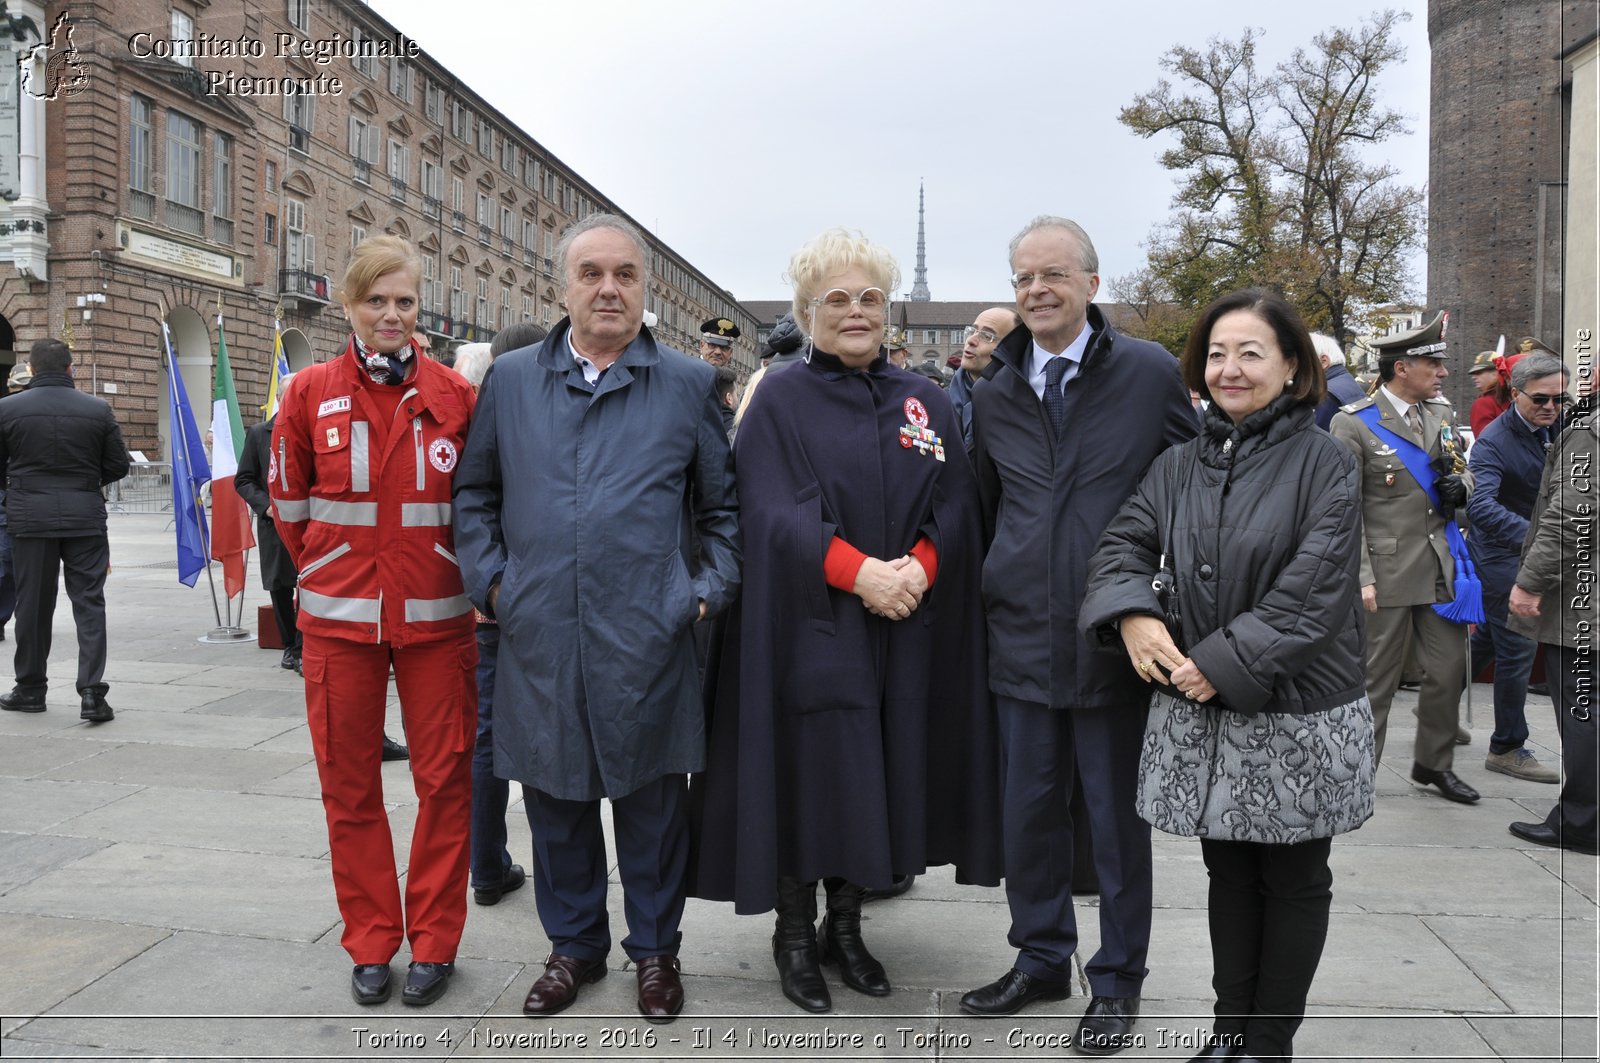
366,0,1431,305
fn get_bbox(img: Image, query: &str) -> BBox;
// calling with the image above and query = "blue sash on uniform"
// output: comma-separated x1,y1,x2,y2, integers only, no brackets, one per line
1352,406,1485,625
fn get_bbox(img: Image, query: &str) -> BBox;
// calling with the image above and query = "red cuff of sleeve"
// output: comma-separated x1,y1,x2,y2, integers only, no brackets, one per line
824,537,869,592
910,535,939,588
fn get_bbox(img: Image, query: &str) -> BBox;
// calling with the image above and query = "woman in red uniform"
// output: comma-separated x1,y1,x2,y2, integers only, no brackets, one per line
270,236,477,1007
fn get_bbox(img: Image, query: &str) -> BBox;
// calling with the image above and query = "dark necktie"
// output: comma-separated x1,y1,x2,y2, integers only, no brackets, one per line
1043,357,1069,437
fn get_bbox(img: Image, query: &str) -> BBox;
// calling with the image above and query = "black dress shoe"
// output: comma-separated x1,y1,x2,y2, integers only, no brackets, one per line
401,961,453,1006
79,692,114,723
1510,820,1600,856
959,968,1070,1016
0,687,46,713
281,648,301,672
861,873,915,902
350,963,392,1005
1410,764,1479,804
1076,995,1140,1055
523,953,607,1015
1184,1042,1235,1062
635,954,684,1024
474,863,526,905
381,735,410,761
1528,681,1550,697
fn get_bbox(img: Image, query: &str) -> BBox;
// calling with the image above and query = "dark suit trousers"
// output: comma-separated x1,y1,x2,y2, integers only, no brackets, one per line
1542,643,1599,844
269,587,301,651
522,773,688,962
1200,836,1334,1063
11,535,110,695
996,696,1152,996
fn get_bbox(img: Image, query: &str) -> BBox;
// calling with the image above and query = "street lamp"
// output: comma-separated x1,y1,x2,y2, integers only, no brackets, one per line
75,291,106,393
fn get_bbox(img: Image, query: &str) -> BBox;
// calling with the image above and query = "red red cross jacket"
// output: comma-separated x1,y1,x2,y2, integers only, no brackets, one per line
269,339,476,646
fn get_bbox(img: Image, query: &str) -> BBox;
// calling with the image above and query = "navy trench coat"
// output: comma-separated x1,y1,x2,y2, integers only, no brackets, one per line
452,320,740,801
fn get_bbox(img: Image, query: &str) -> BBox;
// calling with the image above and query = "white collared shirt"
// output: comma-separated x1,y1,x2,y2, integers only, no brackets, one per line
1029,325,1094,401
1378,384,1422,428
567,332,602,385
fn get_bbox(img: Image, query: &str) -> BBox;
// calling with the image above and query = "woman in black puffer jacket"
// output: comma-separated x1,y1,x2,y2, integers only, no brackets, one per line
1081,289,1375,1063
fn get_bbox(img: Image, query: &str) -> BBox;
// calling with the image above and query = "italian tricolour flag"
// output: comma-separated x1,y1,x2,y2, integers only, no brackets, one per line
210,315,256,598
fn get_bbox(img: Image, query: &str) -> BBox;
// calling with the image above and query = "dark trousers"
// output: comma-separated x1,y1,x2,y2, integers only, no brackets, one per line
1469,586,1538,754
0,522,15,629
269,586,301,652
995,696,1151,996
1541,643,1599,844
1200,836,1334,1063
470,625,514,889
11,534,110,695
522,773,689,963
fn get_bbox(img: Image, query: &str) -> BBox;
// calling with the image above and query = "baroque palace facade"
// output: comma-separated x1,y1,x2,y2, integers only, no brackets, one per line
0,0,758,458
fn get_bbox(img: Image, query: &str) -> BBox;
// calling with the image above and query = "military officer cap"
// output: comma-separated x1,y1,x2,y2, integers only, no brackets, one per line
886,328,910,351
1371,311,1449,361
1468,351,1500,376
700,318,740,348
1517,335,1557,356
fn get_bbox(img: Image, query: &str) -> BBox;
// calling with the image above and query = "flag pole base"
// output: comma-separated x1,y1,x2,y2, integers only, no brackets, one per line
199,627,253,644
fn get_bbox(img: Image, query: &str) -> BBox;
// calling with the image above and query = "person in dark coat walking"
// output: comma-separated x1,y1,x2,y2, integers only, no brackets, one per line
689,229,1001,1014
1083,289,1375,1063
962,216,1196,1052
235,388,301,672
1467,352,1569,785
1311,333,1366,430
0,338,130,721
0,362,29,642
453,214,739,1025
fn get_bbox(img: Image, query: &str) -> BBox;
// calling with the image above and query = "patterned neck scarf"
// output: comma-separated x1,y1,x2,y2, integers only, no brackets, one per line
353,333,414,386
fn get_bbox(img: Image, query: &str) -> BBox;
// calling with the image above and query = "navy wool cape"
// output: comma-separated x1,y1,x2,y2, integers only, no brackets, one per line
688,350,1002,915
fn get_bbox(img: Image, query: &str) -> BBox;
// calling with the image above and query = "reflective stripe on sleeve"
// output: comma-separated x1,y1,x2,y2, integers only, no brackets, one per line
351,421,370,493
299,588,381,623
401,502,453,527
274,497,310,522
404,594,471,622
307,498,378,526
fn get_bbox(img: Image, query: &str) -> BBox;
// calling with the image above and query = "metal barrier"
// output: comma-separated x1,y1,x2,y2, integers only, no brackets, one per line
106,462,174,515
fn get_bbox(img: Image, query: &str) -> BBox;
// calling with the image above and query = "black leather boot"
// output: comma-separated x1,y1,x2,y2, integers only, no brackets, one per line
772,877,830,1013
817,879,890,996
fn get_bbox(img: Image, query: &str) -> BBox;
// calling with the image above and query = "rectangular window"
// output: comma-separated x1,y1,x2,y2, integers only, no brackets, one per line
522,218,536,250
500,206,514,241
477,119,494,158
211,131,233,243
387,139,407,180
284,197,312,274
476,277,490,326
287,0,310,33
544,171,556,199
164,109,202,235
351,225,366,248
388,58,412,102
450,266,464,320
263,211,277,246
501,139,517,174
350,25,376,78
129,95,153,193
522,294,532,321
283,90,314,153
170,10,194,67
524,156,538,189
450,101,469,141
348,115,378,162
476,192,492,227
420,159,441,217
544,229,554,260
423,78,442,122
450,175,465,231
501,287,511,328
264,158,277,189
422,254,439,313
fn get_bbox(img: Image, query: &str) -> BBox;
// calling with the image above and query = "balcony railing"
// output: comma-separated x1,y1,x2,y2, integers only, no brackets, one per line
164,200,204,236
422,195,441,219
127,189,156,221
501,236,514,256
289,125,311,154
451,320,495,343
477,224,492,245
452,210,466,232
353,158,372,185
279,268,333,305
418,309,452,336
389,176,406,203
523,248,535,267
212,217,233,245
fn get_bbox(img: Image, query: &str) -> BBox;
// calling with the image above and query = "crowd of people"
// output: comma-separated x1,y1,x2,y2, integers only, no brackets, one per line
0,214,1592,1063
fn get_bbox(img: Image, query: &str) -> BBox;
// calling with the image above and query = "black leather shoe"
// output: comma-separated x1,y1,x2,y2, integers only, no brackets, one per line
523,953,606,1015
1184,1042,1235,1062
79,692,114,723
818,882,890,996
1076,995,1140,1055
401,961,453,1006
1528,681,1550,697
959,968,1070,1017
861,874,915,902
1510,820,1600,856
0,687,46,713
474,863,526,906
281,648,301,672
350,963,391,1005
1410,764,1479,803
381,735,410,761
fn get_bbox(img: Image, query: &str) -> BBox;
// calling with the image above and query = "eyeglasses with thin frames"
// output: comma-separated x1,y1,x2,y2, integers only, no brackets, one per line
963,325,1000,344
1009,268,1086,291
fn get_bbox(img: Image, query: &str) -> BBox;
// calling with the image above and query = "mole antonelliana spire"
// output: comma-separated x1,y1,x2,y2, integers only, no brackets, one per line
908,180,931,302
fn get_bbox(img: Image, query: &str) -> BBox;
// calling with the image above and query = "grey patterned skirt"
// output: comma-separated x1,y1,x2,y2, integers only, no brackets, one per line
1136,691,1376,844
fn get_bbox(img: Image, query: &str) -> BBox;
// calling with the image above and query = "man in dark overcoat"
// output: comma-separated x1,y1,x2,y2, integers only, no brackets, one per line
964,216,1196,1053
235,392,301,672
0,338,130,721
453,214,739,1024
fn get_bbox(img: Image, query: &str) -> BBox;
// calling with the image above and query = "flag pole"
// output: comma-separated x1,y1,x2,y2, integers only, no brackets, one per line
201,296,252,644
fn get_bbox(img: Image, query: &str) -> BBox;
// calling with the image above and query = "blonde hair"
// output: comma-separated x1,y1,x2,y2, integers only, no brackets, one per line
787,228,901,332
337,234,422,305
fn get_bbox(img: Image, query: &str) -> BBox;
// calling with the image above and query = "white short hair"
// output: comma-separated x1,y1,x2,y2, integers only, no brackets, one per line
1309,333,1343,366
453,343,493,387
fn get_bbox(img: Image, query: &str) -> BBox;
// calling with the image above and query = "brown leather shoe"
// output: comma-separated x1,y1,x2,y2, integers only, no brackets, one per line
521,953,606,1016
635,954,684,1024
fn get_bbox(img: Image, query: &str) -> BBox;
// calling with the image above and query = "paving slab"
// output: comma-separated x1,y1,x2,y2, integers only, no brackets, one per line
14,930,520,1060
1334,842,1592,919
0,777,144,832
49,786,331,858
0,734,118,779
0,842,340,942
0,831,110,894
100,660,220,685
0,913,169,1037
48,710,302,750
40,742,310,792
92,680,245,714
170,662,309,691
1468,1014,1600,1063
189,688,314,719
1424,914,1597,1015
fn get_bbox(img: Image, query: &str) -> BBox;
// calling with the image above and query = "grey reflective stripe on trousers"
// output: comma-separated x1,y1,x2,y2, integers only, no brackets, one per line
299,588,381,623
308,498,378,526
405,595,471,622
350,421,370,493
401,502,452,527
274,497,310,521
